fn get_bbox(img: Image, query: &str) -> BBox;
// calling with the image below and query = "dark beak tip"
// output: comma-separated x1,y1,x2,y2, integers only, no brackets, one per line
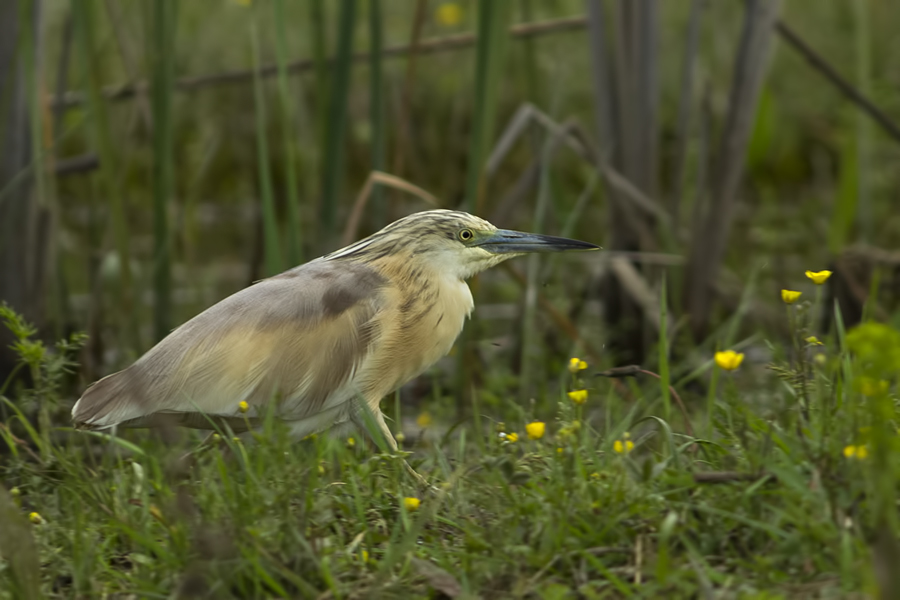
480,229,600,254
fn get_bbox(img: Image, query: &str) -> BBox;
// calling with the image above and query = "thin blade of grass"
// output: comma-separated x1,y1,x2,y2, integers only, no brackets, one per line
517,125,553,403
0,486,41,599
853,0,872,243
391,0,427,183
72,0,139,351
24,0,65,340
308,0,328,249
368,0,386,225
636,0,660,201
341,170,440,246
320,0,358,242
149,0,175,341
671,501,790,539
77,429,147,455
670,0,706,221
659,274,671,421
457,0,512,428
464,0,512,212
250,9,282,277
684,0,783,340
273,0,304,265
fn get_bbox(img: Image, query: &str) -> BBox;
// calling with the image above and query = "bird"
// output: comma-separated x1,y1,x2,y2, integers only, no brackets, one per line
72,210,598,473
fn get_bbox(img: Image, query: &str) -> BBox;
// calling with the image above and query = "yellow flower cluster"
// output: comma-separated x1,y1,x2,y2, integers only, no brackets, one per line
238,401,249,414
843,445,868,459
526,422,545,440
781,289,802,304
805,270,832,285
567,389,588,405
714,350,744,371
403,497,421,511
613,432,634,454
779,270,831,306
568,357,588,373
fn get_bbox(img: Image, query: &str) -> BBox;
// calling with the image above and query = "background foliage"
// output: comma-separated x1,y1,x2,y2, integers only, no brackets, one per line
2,0,900,596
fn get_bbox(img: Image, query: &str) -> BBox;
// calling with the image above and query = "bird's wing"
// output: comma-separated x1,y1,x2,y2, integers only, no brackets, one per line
72,260,388,430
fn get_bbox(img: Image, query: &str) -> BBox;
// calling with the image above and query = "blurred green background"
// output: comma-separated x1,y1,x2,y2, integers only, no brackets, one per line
5,2,900,596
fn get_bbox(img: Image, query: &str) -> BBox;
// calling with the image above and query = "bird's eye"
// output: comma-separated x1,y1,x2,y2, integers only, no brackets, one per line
458,228,474,242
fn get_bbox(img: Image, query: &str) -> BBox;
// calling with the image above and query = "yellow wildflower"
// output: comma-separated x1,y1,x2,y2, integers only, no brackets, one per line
403,497,420,511
238,400,249,414
781,289,802,304
556,447,564,454
568,357,588,373
29,512,43,525
416,412,433,428
361,549,370,563
395,432,406,444
714,350,745,371
805,270,832,285
843,445,868,459
526,421,546,440
435,3,462,26
347,437,356,447
504,432,519,443
805,336,824,346
567,389,588,405
613,439,635,454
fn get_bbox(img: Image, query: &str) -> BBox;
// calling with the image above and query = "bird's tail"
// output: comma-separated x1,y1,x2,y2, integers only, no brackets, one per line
72,369,147,430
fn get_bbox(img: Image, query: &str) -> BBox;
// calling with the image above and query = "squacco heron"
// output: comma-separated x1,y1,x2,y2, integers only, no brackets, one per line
72,210,597,462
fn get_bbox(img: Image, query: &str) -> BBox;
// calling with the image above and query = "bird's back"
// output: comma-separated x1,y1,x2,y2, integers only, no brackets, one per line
71,256,472,437
73,260,389,431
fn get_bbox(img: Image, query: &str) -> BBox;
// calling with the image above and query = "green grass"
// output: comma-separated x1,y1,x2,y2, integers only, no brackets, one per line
4,0,900,596
1,296,897,597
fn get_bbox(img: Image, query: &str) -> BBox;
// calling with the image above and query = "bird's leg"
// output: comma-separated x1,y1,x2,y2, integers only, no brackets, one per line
369,409,432,489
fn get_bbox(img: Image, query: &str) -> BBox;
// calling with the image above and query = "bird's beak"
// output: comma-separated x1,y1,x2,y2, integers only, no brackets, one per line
475,229,601,254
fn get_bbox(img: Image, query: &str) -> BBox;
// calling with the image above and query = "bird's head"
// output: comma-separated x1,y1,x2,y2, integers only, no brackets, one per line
328,210,600,280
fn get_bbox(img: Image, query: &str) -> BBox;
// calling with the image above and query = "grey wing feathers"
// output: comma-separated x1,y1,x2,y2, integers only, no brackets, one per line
72,260,387,431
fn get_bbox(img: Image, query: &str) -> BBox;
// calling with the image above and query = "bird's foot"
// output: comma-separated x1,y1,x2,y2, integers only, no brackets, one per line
403,461,441,494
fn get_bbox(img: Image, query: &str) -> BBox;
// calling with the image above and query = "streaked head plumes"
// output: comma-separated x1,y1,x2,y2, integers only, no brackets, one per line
325,209,599,280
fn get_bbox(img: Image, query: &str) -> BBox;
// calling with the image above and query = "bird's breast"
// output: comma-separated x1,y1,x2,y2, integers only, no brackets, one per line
428,277,474,357
356,274,473,402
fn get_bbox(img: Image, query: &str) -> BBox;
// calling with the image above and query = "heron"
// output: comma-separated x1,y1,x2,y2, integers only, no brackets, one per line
72,210,598,478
